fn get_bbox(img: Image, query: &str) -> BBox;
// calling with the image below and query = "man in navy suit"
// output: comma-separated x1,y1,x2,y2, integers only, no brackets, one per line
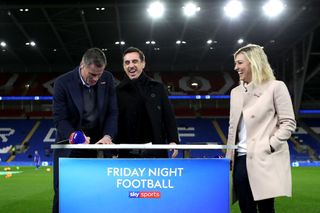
52,48,117,212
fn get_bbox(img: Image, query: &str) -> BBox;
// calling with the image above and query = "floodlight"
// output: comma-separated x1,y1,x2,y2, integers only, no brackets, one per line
263,0,285,18
115,41,125,45
0,41,6,47
19,8,29,12
237,39,244,44
146,41,156,45
183,2,200,17
147,1,165,19
224,0,244,18
176,40,187,45
26,41,36,46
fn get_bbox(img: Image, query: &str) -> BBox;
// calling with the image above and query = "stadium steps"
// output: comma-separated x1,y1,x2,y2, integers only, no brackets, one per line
298,121,320,149
6,121,41,162
211,119,227,155
212,119,227,145
177,118,224,158
290,136,318,161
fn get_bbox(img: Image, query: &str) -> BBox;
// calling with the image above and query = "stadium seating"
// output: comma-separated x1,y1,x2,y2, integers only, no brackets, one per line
0,119,55,164
1,71,320,164
0,71,236,97
0,109,25,117
26,73,57,96
1,118,320,164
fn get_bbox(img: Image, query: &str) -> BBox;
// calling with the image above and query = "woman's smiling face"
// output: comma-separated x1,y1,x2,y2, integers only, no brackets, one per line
234,53,252,83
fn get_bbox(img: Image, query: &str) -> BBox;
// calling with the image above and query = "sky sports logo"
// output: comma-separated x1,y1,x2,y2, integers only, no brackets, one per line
129,191,161,199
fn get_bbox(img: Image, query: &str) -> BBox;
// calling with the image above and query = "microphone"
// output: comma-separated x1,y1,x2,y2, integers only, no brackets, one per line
56,131,86,144
69,131,86,144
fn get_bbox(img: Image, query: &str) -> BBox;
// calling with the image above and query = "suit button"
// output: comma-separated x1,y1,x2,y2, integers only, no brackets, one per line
251,115,255,119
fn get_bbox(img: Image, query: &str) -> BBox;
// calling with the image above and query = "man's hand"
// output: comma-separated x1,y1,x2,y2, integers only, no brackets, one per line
96,135,113,144
169,142,178,158
84,136,90,144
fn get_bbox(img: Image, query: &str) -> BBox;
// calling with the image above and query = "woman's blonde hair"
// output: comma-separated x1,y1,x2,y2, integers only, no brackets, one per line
234,44,275,85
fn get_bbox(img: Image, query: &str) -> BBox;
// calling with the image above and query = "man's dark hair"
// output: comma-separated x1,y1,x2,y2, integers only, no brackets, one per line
82,48,107,68
123,47,145,62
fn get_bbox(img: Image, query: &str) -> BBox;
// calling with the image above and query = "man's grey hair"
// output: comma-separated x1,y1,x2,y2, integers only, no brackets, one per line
82,48,107,68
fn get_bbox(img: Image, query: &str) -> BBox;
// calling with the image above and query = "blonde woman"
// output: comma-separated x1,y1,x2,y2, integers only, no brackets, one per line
226,44,296,213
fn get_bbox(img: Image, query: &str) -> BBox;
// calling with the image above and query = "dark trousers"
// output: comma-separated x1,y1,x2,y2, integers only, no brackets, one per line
234,155,275,213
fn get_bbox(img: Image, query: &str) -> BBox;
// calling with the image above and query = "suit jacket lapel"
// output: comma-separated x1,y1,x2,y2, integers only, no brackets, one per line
97,77,106,122
68,69,83,119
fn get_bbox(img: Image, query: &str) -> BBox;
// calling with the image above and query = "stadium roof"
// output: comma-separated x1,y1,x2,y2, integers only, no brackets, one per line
0,0,319,75
1,0,320,113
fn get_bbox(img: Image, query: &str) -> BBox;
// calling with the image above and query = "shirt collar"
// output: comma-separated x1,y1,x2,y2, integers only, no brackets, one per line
78,67,90,88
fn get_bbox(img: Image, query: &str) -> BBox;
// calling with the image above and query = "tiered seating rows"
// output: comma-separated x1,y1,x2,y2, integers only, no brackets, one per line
0,72,234,96
1,119,319,163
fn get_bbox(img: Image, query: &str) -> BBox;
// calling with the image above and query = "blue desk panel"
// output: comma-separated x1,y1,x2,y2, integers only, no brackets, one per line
60,158,229,213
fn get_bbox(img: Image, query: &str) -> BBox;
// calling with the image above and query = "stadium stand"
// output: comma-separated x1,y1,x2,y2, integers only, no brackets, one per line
288,136,313,161
12,120,55,163
26,73,57,96
0,120,55,164
0,73,13,92
1,72,320,165
174,107,197,117
0,109,25,117
160,72,228,95
9,73,35,96
25,111,53,119
198,108,229,117
1,118,226,162
1,117,320,165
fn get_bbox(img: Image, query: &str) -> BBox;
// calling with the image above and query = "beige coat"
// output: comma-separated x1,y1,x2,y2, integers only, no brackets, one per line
226,80,296,202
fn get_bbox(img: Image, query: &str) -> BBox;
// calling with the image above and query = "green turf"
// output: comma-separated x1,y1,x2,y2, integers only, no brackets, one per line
230,167,320,213
0,166,319,212
0,166,53,213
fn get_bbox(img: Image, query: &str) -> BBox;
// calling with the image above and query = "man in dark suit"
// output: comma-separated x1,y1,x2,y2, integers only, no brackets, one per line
115,47,178,158
52,48,117,212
